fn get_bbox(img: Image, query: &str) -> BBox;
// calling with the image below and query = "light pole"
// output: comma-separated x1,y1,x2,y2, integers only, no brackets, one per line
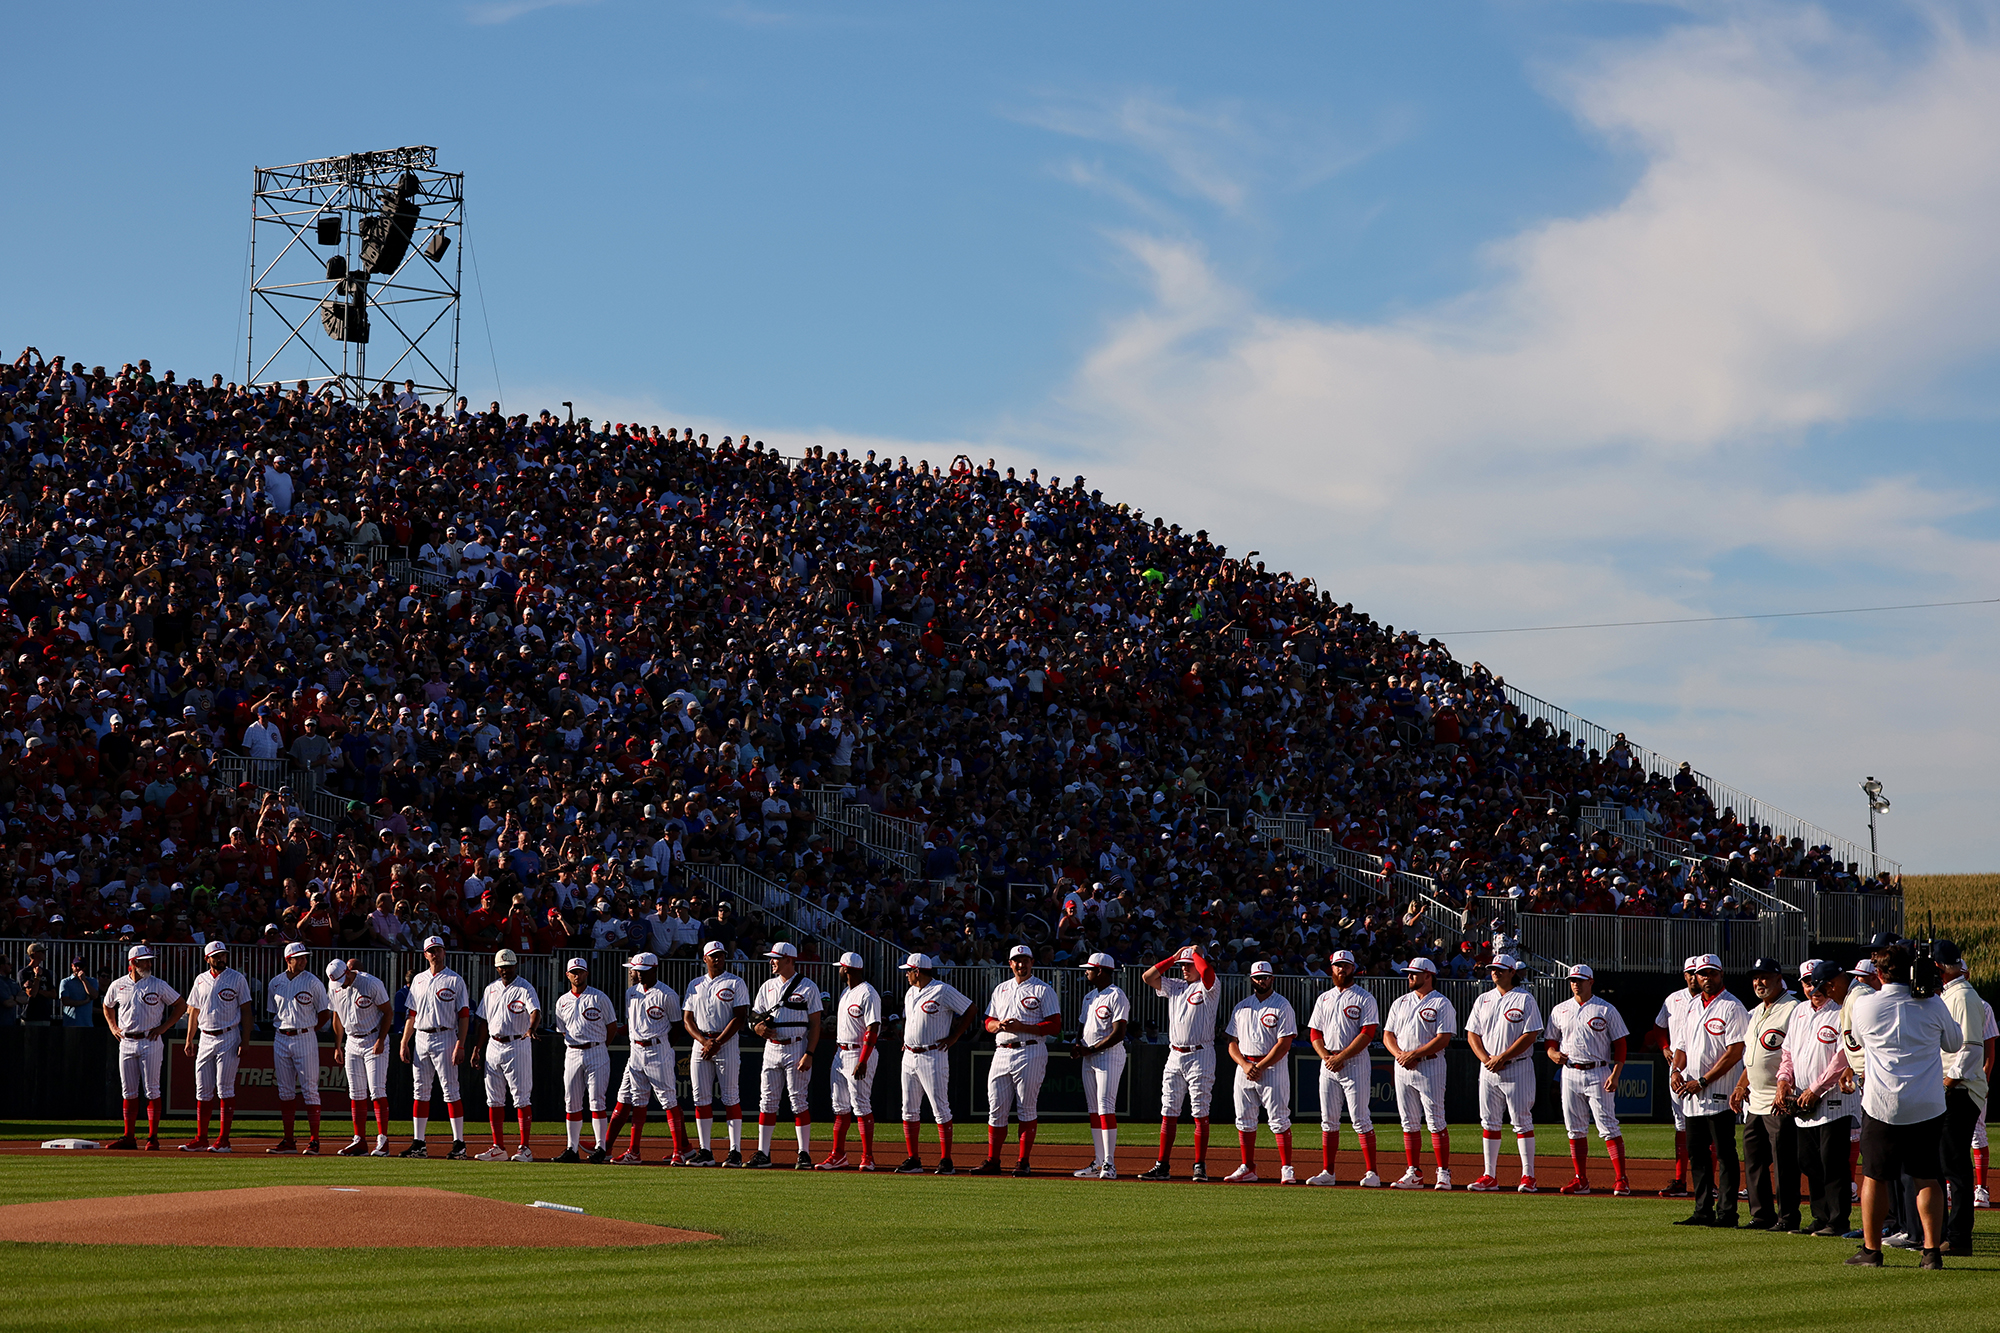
1859,777,1890,880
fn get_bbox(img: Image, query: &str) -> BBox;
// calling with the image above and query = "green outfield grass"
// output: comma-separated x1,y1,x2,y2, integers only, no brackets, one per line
0,1145,1989,1332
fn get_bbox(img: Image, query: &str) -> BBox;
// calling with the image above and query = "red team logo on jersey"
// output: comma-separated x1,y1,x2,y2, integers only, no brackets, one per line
1260,1011,1280,1029
1587,1016,1607,1032
437,988,456,1003
218,988,238,1003
848,1003,864,1017
1760,1028,1785,1051
1418,1007,1439,1024
717,986,736,1002
1094,1004,1112,1020
143,991,162,1006
1021,994,1040,1010
1185,989,1206,1005
355,995,373,1008
508,999,528,1015
1504,1006,1526,1023
582,1006,601,1022
646,1005,664,1020
1704,1016,1727,1037
921,1000,940,1015
1818,1025,1838,1045
1342,1004,1362,1021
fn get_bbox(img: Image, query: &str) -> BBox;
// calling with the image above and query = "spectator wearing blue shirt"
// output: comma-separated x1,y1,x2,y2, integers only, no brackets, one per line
59,957,97,1026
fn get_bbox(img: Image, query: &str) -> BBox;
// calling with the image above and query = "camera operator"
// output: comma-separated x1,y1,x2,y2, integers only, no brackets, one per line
1844,942,1962,1268
1936,940,1990,1255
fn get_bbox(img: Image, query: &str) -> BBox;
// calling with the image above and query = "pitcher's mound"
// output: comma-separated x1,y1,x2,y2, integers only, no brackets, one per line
0,1186,715,1247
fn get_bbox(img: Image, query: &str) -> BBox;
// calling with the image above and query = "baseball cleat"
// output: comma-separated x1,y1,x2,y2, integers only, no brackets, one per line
1844,1246,1883,1266
1976,1187,1992,1208
1139,1161,1172,1181
106,1136,138,1151
554,1149,581,1163
1466,1175,1501,1192
1433,1169,1452,1190
447,1141,468,1160
666,1152,689,1166
302,1140,321,1156
266,1139,299,1155
1559,1178,1591,1195
513,1146,533,1163
1074,1161,1102,1178
796,1152,813,1170
1611,1180,1632,1196
816,1154,852,1171
894,1157,925,1174
745,1151,774,1169
1012,1160,1033,1177
932,1159,956,1175
612,1150,643,1165
208,1143,234,1154
1189,1163,1209,1182
144,1137,160,1152
475,1145,510,1161
684,1148,716,1166
858,1160,879,1172
370,1143,392,1157
586,1146,610,1164
723,1150,744,1168
971,1158,1003,1176
178,1139,209,1153
1658,1179,1688,1197
1305,1170,1338,1186
1516,1178,1536,1193
333,1138,367,1157
1280,1166,1298,1185
1098,1163,1117,1180
1223,1164,1258,1183
1358,1170,1384,1188
1390,1168,1425,1189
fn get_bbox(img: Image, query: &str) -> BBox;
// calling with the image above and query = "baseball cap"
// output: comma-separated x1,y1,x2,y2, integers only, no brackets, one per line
902,952,935,971
565,957,590,973
1085,952,1116,969
1566,963,1595,981
1008,944,1034,961
1845,959,1878,978
627,951,659,970
701,941,725,957
127,944,154,962
1748,956,1782,976
1402,957,1439,975
282,942,309,960
1484,954,1522,972
203,940,227,957
1933,939,1964,966
1798,958,1822,980
1867,931,1901,950
1681,956,1699,972
1247,960,1274,977
422,935,445,951
1692,953,1722,973
1328,948,1357,966
326,959,348,982
494,948,519,967
765,941,799,959
1806,960,1844,988
838,951,866,969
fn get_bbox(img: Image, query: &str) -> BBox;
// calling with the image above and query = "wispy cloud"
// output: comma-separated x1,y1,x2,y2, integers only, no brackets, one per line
464,0,597,27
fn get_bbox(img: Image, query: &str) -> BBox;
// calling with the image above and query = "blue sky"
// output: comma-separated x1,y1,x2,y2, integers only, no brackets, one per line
6,1,1997,869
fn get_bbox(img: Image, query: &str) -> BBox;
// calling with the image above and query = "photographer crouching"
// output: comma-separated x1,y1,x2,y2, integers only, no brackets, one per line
1844,941,1963,1269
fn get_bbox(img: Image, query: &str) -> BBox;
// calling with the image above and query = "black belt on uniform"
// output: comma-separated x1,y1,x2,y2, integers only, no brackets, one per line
489,1033,526,1043
420,1026,451,1033
838,1042,869,1050
906,1042,945,1053
768,1036,802,1046
279,1028,311,1036
1172,1044,1206,1052
634,1038,662,1048
997,1040,1041,1049
1569,1060,1610,1071
200,1029,235,1035
566,1041,601,1050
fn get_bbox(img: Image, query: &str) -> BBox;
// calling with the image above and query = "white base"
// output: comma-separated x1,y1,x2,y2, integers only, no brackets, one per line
42,1138,99,1150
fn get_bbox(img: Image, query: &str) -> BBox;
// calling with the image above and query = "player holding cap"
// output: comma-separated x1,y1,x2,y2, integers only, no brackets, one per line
604,952,690,1164
1305,949,1382,1187
182,940,251,1153
821,951,882,1171
977,944,1063,1176
326,958,393,1156
1670,953,1748,1228
550,957,619,1163
102,944,184,1150
1139,945,1220,1181
400,935,471,1159
265,941,331,1155
1544,963,1631,1195
1072,952,1131,1179
1775,959,1856,1236
1224,960,1298,1183
685,940,751,1166
472,948,542,1161
1648,958,1702,1196
896,952,975,1174
1732,957,1801,1231
749,941,823,1169
1465,954,1544,1192
1384,956,1457,1189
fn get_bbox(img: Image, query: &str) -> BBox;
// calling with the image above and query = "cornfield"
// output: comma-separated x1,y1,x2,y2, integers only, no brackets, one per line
1901,874,2000,999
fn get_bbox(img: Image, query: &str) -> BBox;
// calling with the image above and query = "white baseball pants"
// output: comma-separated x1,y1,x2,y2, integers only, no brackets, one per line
832,1048,878,1116
413,1030,461,1104
1318,1057,1373,1134
1975,1116,1989,1151
901,1048,952,1123
1233,1063,1292,1133
118,1036,164,1100
564,1045,611,1113
193,1033,241,1102
1080,1047,1127,1117
1394,1058,1446,1133
483,1039,532,1108
1670,1095,1687,1132
1160,1046,1215,1118
691,1042,741,1108
273,1031,321,1105
1561,1064,1621,1140
1478,1060,1535,1133
987,1043,1048,1126
760,1046,810,1116
619,1042,678,1109
344,1041,390,1100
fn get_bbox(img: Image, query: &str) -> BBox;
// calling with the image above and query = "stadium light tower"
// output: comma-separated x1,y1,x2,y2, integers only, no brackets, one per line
1859,776,1890,878
245,146,463,401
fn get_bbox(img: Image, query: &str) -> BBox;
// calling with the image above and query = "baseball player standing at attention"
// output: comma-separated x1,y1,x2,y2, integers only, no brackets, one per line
472,948,542,1161
1305,949,1382,1187
399,935,472,1159
102,944,184,1150
1465,955,1544,1192
685,940,752,1166
976,944,1063,1176
604,952,689,1164
1139,945,1220,1182
182,939,251,1153
1648,959,1702,1196
265,941,331,1155
1544,963,1631,1195
550,957,620,1163
1731,957,1801,1231
1073,952,1130,1179
748,941,823,1169
326,958,393,1156
1224,960,1298,1183
896,952,975,1174
1775,960,1856,1236
1384,956,1457,1189
1670,953,1749,1228
820,951,882,1171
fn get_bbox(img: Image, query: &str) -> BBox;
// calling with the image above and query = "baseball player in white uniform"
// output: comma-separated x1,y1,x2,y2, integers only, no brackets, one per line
1139,945,1220,1181
1670,953,1749,1227
550,956,619,1163
472,948,541,1161
896,952,975,1174
1383,956,1457,1189
1073,951,1131,1179
1465,954,1543,1192
1775,959,1856,1235
326,958,393,1155
604,951,689,1164
265,941,330,1155
977,944,1063,1176
1974,995,1996,1208
1306,949,1382,1187
1544,962,1631,1194
1224,960,1298,1183
1650,957,1702,1196
102,945,184,1150
399,935,471,1159
684,940,751,1166
181,940,252,1152
820,951,882,1171
749,941,823,1169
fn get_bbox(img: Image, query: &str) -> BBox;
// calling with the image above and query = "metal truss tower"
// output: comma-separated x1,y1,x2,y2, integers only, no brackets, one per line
246,146,463,401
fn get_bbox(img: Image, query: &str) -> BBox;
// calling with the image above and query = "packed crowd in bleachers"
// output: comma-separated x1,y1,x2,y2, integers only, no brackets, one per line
0,348,1901,987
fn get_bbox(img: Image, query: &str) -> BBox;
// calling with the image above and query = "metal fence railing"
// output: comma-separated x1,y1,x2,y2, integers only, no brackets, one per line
1514,910,1806,974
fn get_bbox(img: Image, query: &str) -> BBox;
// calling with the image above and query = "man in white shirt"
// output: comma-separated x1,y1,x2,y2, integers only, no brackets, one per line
1072,951,1130,1180
748,942,823,1169
1933,941,1986,1255
896,952,975,1174
181,940,252,1153
548,957,618,1163
1670,954,1748,1228
1223,960,1297,1184
1304,948,1382,1187
1544,963,1631,1195
242,707,283,760
1383,957,1457,1190
604,952,690,1164
820,951,882,1171
1649,958,1702,1197
265,941,330,1155
101,945,184,1150
1464,954,1543,1193
976,945,1062,1176
326,958,393,1156
471,948,542,1161
1138,945,1220,1182
399,935,472,1159
684,941,751,1166
1776,960,1856,1236
1730,957,1801,1231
